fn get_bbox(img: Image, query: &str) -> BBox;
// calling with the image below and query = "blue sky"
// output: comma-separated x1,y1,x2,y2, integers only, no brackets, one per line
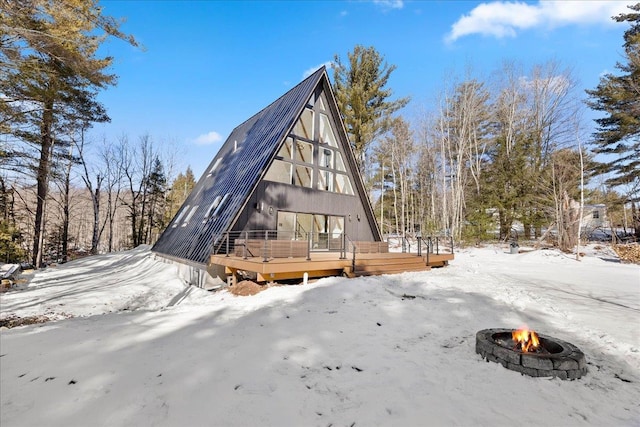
92,0,632,178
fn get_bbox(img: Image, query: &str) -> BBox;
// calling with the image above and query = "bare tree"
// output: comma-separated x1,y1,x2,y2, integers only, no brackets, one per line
100,137,125,252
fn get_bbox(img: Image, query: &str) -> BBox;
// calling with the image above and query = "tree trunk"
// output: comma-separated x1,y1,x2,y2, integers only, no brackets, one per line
61,153,72,263
32,98,54,268
91,186,101,254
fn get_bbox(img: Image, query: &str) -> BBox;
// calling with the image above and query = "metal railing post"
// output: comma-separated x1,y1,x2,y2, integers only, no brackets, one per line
225,231,230,257
243,230,248,259
306,231,311,261
263,230,269,262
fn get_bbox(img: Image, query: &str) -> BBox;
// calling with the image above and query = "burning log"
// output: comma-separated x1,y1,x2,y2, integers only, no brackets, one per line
512,327,540,352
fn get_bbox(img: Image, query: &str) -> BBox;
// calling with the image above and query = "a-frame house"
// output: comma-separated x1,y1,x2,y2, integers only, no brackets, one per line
153,67,453,285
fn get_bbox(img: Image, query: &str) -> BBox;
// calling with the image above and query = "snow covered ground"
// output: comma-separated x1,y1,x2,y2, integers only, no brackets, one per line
1,244,639,426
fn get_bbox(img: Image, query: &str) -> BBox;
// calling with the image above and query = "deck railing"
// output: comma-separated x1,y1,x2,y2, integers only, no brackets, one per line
216,230,452,265
219,230,350,261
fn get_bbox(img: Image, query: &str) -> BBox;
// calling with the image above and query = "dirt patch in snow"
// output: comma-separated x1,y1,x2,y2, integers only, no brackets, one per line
613,243,640,264
228,280,269,296
0,315,51,329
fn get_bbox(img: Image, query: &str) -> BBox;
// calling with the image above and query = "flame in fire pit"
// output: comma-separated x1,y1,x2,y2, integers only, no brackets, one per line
512,327,540,352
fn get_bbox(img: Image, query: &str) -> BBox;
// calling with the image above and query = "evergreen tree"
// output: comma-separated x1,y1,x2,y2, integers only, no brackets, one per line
332,45,410,171
1,0,137,266
586,3,640,195
145,156,167,244
167,167,195,221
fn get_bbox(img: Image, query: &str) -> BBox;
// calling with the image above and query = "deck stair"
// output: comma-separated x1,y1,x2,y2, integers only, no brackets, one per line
347,253,430,277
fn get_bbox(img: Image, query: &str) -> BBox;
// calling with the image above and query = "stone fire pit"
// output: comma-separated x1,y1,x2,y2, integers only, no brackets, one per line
476,328,587,380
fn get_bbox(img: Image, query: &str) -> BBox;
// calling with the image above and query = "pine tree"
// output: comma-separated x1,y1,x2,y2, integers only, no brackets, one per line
332,45,410,171
0,0,136,266
145,157,167,244
167,167,195,221
586,3,640,194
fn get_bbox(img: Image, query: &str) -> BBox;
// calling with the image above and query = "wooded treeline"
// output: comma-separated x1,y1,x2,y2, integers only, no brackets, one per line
0,0,196,264
1,1,638,266
332,6,639,249
343,59,596,247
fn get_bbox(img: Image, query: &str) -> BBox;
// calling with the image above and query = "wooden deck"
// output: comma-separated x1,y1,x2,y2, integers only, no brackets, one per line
210,251,454,283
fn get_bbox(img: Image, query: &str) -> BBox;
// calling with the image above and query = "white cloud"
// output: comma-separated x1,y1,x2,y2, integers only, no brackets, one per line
519,74,572,95
194,131,223,145
373,0,404,10
302,61,334,79
446,1,630,43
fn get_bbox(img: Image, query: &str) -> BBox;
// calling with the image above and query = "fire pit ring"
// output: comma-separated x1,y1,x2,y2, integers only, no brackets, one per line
476,328,587,380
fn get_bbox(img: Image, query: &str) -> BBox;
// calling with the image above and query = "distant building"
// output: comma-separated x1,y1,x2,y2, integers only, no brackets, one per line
581,204,608,231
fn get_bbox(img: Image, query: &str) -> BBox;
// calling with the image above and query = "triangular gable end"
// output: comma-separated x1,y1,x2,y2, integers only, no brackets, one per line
152,67,381,265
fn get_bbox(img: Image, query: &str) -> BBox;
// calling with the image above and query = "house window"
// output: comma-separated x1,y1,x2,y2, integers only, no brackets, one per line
593,211,600,219
277,137,293,160
172,205,190,228
295,140,313,164
182,205,199,227
318,96,326,112
276,211,345,250
321,148,332,168
203,196,222,223
319,113,337,147
207,158,222,176
335,174,354,195
293,165,313,188
334,152,346,172
317,170,333,192
263,90,355,196
293,108,314,140
211,194,229,217
264,159,292,184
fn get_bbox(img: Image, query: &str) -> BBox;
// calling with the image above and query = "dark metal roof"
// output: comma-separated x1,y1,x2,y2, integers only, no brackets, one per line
152,67,326,264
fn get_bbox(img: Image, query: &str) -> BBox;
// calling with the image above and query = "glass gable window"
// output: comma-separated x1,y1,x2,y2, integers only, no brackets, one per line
264,159,292,184
264,89,356,196
277,137,293,159
335,174,354,195
334,152,346,172
295,140,313,164
293,165,313,188
319,113,338,147
318,96,326,112
294,108,314,140
317,170,333,191
320,148,332,168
